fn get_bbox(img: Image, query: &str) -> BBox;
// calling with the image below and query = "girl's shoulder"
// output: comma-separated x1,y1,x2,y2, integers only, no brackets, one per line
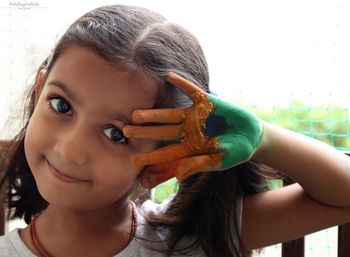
118,196,206,257
0,229,35,257
127,195,243,257
134,195,177,243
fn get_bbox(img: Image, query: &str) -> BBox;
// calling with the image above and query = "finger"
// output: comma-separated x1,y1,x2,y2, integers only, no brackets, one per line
167,72,206,98
132,108,188,124
176,152,226,181
123,124,184,140
131,143,192,166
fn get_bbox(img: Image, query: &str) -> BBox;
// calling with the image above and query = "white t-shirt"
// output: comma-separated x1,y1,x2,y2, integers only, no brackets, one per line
0,197,242,257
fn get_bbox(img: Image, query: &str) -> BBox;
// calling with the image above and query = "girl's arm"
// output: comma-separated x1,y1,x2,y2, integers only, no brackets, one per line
254,122,350,207
242,122,350,249
242,183,350,250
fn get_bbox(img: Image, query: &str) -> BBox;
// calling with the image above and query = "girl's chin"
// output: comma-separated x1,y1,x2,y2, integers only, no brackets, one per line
37,185,130,212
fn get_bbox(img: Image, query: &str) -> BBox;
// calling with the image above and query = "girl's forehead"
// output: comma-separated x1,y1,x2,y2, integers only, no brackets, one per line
47,46,159,114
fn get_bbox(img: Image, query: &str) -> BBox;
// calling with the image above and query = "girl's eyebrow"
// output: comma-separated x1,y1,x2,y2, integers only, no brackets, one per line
48,80,80,104
47,80,131,124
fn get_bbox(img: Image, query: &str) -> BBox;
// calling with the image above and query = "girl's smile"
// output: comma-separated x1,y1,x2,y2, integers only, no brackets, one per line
46,158,92,184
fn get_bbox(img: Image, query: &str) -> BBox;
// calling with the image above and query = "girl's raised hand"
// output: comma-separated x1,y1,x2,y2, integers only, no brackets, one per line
123,72,264,188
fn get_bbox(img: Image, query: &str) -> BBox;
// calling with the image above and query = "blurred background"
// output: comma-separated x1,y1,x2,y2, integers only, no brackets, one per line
1,0,349,256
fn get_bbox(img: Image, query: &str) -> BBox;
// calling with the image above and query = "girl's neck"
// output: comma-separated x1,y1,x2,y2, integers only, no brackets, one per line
20,201,135,257
41,200,131,234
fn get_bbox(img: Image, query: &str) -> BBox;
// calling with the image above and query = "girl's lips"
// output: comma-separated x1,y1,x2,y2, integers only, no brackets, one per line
47,160,91,183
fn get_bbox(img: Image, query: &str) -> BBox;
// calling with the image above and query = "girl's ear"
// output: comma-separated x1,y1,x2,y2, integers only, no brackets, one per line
34,70,46,105
139,162,179,189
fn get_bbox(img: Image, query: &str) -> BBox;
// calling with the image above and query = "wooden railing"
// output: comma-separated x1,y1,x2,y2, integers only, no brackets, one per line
0,140,350,256
281,223,350,257
281,173,350,257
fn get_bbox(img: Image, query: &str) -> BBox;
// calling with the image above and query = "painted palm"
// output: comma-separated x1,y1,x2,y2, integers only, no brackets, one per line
123,72,263,187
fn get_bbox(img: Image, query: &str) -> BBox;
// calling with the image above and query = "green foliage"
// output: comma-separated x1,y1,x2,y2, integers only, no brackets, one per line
153,178,178,203
268,179,283,189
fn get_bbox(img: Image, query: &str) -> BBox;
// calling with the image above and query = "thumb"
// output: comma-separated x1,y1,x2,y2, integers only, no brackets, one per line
139,160,181,189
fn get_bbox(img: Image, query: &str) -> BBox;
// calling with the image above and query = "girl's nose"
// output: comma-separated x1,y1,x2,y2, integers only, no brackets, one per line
53,124,89,166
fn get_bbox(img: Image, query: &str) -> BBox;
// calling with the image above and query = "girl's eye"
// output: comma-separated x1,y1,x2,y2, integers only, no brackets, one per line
49,97,72,115
103,127,127,143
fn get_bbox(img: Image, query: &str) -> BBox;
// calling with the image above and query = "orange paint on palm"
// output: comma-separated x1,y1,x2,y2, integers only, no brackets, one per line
127,72,226,182
183,91,219,154
151,160,181,183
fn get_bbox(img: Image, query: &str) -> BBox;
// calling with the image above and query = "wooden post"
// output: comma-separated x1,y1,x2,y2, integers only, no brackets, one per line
282,239,305,257
281,177,305,257
338,222,350,257
338,153,350,257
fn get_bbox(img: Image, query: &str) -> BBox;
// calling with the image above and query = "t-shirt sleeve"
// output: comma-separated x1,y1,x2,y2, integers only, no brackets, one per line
141,194,175,214
141,194,243,236
137,194,243,257
0,229,35,257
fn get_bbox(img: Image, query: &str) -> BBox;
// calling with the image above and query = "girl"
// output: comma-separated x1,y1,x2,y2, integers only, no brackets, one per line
1,4,350,257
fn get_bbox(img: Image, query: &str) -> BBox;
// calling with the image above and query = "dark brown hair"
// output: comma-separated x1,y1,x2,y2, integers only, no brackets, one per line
0,5,274,257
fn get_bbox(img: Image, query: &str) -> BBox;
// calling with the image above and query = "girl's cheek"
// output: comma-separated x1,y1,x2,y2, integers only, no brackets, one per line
35,109,55,135
25,108,56,152
24,112,47,171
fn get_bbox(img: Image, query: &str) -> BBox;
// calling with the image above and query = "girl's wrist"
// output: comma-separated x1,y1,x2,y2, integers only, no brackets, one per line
251,121,272,163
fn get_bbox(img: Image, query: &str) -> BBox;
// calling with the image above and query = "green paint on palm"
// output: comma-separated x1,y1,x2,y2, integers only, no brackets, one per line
208,94,263,169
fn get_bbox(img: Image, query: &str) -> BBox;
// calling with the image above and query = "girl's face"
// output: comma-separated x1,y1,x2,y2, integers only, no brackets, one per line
24,46,159,210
